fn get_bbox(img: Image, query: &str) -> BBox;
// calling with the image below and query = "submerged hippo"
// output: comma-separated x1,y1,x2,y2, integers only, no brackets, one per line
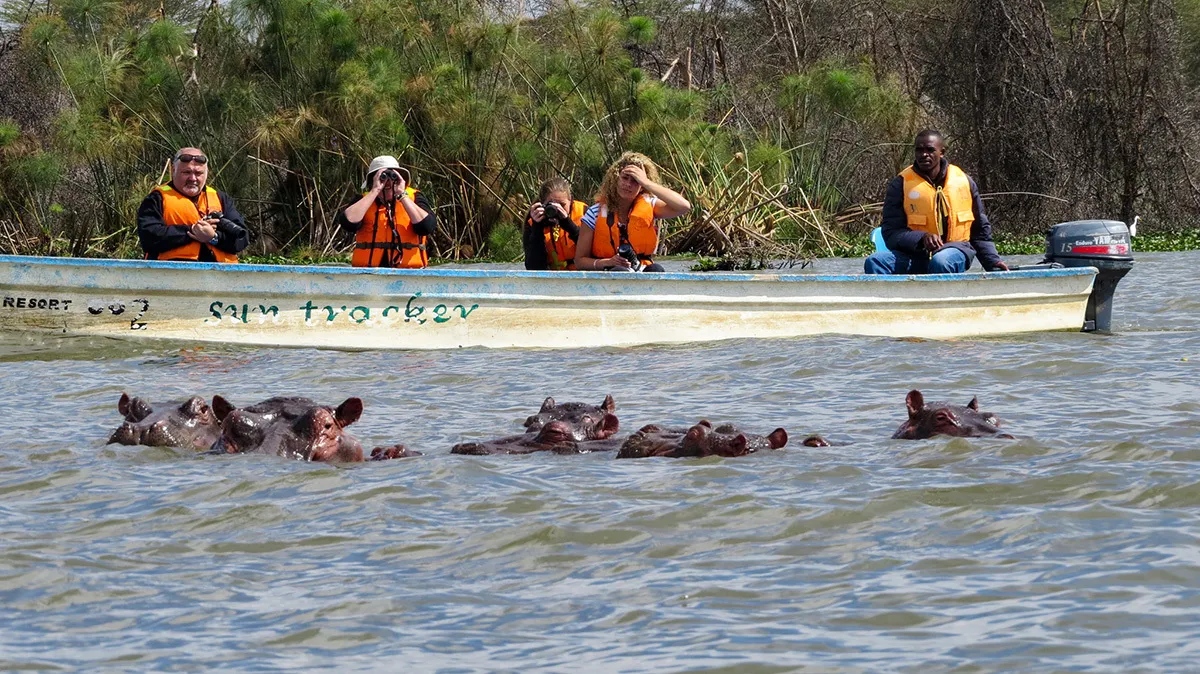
523,395,620,441
891,390,1014,440
212,396,367,462
616,420,790,458
369,444,423,460
451,420,581,455
108,393,230,450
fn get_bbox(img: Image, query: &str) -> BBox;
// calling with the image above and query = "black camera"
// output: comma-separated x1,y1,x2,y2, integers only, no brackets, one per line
617,242,640,270
543,205,568,226
206,211,224,221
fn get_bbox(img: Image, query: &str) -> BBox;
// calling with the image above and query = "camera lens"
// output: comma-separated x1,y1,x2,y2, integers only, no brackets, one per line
617,243,639,268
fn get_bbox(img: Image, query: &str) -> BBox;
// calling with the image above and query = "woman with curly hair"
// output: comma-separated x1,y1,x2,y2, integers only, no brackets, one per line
574,152,691,272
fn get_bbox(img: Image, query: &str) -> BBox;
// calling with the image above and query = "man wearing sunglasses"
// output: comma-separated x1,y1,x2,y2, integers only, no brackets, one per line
137,147,249,262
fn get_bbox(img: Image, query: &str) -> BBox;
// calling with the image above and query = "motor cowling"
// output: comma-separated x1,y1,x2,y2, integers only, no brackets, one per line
1042,219,1134,332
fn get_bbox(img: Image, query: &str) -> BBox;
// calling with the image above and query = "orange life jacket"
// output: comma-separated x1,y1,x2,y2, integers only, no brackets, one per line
591,194,658,265
351,187,428,268
901,164,975,242
150,184,238,263
538,200,586,270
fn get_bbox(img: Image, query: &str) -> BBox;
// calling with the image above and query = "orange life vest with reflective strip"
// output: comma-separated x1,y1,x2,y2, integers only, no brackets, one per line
150,184,238,263
351,187,428,268
901,164,975,242
591,194,658,264
540,200,586,270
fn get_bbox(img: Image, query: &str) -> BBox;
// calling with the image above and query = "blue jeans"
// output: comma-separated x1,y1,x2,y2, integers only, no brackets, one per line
863,247,970,275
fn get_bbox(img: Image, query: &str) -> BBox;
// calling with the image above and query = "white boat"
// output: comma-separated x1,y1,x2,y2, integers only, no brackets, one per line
0,254,1102,350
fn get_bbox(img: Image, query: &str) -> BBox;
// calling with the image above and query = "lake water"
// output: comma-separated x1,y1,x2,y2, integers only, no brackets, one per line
1,252,1198,672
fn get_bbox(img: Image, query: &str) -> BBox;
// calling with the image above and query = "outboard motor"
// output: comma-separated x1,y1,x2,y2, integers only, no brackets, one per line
1042,219,1134,332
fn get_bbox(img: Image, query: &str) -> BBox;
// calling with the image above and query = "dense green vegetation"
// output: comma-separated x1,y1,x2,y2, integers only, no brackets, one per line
1,0,1198,264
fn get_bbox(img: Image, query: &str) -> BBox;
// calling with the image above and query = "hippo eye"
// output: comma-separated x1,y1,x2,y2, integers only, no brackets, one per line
936,411,960,427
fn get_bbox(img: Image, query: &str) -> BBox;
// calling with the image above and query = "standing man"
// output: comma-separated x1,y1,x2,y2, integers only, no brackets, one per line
337,156,437,268
137,147,250,262
864,130,1009,274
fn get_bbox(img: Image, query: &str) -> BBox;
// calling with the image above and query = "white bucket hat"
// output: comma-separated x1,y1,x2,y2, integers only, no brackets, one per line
361,155,411,190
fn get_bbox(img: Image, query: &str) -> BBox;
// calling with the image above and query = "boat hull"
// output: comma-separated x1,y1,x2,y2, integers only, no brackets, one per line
0,256,1098,350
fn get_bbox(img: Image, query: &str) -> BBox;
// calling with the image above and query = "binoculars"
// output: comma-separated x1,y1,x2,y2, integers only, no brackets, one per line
379,167,411,184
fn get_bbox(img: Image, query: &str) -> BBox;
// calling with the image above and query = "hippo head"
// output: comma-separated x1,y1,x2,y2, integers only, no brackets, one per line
892,390,1014,440
298,401,365,462
370,444,423,460
107,393,223,450
451,419,580,456
523,395,620,441
616,423,685,459
215,397,365,462
683,422,788,457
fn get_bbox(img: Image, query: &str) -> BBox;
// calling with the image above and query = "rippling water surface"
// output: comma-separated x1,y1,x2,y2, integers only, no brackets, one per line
2,252,1199,672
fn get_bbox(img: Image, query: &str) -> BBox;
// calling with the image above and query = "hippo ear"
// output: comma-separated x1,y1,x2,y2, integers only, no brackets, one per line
599,413,619,436
335,398,364,427
540,397,556,412
118,392,132,418
601,395,615,413
906,390,925,418
124,396,153,422
768,428,788,449
697,419,712,428
967,396,980,411
212,395,236,422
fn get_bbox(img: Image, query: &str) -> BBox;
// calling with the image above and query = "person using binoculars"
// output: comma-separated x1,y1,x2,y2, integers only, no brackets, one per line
523,177,587,271
338,155,437,268
137,147,250,262
575,152,690,272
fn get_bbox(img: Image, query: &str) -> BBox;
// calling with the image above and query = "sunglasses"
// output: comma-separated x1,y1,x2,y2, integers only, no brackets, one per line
175,154,208,165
